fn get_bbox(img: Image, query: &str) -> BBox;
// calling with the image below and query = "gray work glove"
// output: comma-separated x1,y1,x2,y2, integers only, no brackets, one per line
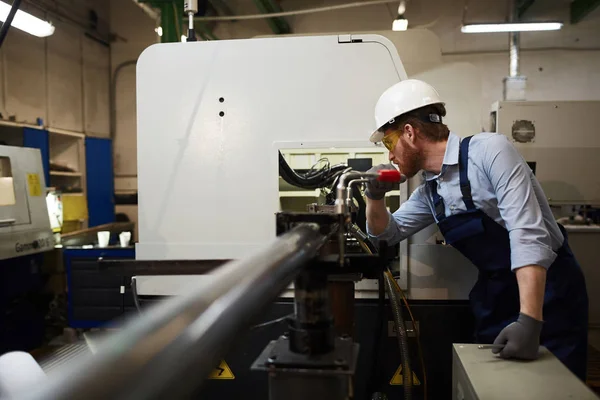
365,164,397,200
492,313,543,360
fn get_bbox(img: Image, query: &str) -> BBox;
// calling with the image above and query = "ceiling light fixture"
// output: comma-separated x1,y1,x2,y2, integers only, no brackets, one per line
461,22,563,33
392,0,408,31
0,1,55,37
392,17,408,31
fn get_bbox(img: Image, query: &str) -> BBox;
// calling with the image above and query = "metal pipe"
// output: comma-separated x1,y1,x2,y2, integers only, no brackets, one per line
132,0,160,20
509,32,520,77
346,178,370,211
195,0,397,21
110,59,137,177
19,224,328,400
508,0,520,77
335,172,377,215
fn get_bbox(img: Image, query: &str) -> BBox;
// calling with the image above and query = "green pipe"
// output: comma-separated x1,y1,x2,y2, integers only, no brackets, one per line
571,0,600,23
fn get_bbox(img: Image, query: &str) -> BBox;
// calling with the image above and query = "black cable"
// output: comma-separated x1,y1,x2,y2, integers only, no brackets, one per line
367,270,386,396
250,313,293,330
352,184,367,232
131,277,142,314
278,151,348,190
0,0,22,49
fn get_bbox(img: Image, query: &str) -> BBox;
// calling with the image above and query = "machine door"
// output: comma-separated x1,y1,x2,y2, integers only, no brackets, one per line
0,154,31,226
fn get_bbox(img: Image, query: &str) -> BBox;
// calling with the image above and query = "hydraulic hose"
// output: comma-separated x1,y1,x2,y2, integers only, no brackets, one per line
278,151,348,189
367,270,386,397
384,272,412,400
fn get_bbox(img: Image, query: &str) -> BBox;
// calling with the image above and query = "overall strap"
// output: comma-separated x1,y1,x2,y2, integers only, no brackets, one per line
459,136,476,210
428,180,446,221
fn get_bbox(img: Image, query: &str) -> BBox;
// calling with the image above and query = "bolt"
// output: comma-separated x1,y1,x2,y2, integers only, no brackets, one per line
267,355,277,364
334,358,345,365
341,334,350,340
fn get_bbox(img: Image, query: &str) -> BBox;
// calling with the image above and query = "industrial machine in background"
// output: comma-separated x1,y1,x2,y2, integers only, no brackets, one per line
0,145,54,354
0,145,53,260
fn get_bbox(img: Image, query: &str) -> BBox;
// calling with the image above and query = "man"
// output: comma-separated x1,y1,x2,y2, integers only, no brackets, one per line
365,79,589,381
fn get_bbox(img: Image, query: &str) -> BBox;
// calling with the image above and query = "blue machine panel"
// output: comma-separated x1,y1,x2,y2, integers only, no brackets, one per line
23,128,50,185
85,137,115,227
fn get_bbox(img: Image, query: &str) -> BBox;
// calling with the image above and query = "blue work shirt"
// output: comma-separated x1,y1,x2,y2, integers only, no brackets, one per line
368,132,564,270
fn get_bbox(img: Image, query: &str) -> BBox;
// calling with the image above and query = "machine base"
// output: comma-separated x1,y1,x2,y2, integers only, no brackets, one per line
252,336,359,400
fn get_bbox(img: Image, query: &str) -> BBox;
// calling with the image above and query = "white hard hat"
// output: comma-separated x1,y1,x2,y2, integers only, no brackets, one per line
369,79,444,143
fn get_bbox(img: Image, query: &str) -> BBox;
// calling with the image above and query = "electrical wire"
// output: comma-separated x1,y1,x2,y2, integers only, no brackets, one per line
0,0,22,49
194,0,398,21
385,268,428,399
131,277,142,314
279,151,349,190
250,313,293,330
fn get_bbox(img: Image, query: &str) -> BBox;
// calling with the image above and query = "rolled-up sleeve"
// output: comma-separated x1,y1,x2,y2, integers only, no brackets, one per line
483,135,557,270
367,184,435,246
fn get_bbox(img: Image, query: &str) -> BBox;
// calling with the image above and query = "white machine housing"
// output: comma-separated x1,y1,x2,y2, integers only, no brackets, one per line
136,34,408,260
491,100,600,205
136,34,479,299
0,145,53,259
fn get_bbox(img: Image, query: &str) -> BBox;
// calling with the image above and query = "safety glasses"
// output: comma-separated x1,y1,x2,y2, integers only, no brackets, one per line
381,130,402,152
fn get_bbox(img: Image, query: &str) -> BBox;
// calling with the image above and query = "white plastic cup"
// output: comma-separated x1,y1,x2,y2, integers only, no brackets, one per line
97,231,110,248
119,231,131,247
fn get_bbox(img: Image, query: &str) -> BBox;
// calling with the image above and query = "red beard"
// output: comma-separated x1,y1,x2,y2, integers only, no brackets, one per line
396,139,424,178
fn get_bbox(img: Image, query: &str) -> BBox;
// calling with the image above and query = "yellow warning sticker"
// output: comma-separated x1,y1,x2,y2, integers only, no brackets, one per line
208,360,235,380
27,173,42,196
390,365,421,385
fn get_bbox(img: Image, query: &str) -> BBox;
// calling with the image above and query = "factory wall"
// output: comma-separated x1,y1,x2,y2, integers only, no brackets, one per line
110,0,158,234
0,0,111,137
112,0,600,181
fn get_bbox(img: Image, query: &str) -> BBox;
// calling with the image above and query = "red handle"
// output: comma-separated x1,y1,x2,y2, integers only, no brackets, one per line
377,169,404,182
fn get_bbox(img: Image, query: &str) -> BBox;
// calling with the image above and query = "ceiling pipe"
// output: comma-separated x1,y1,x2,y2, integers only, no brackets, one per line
503,0,527,100
131,0,159,21
508,0,520,77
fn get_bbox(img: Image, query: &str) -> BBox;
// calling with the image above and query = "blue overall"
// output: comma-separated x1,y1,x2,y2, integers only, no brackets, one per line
428,136,589,381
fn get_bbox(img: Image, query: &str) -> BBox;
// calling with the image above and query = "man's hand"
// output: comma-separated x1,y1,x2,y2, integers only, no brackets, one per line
365,164,397,200
492,313,543,360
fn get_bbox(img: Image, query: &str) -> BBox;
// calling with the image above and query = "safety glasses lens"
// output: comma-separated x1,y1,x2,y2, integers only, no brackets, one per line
382,132,398,151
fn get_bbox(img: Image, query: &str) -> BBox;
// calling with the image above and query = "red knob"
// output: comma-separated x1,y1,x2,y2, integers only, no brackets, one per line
377,169,405,182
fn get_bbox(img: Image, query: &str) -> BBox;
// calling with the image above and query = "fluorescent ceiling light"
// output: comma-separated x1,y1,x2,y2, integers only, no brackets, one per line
0,1,55,37
461,22,563,33
392,18,408,31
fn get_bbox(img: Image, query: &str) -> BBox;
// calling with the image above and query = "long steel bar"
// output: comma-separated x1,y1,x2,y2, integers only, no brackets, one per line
18,224,328,400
